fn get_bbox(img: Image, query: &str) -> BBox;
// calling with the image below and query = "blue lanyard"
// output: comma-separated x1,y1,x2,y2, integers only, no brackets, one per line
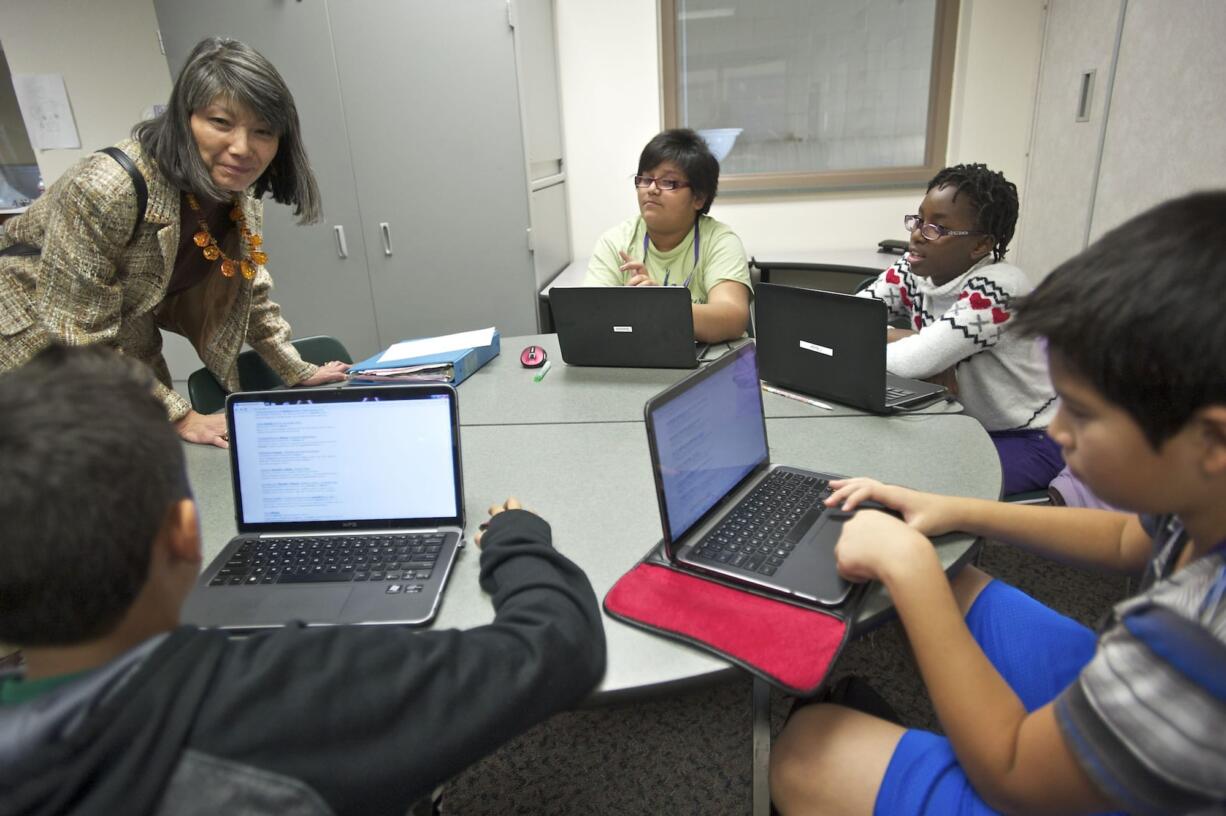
641,219,700,288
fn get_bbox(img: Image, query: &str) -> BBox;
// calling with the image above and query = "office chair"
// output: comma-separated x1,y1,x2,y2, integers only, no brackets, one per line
187,335,352,415
852,274,881,294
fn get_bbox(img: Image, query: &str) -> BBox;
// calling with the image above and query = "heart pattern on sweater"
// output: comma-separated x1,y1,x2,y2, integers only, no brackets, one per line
992,307,1010,324
885,268,901,284
968,292,992,310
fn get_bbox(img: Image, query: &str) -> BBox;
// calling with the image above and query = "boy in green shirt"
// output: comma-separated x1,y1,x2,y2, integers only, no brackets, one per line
584,128,752,342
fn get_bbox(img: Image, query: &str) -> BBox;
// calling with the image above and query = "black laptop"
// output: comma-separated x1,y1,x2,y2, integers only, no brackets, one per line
643,342,854,607
550,286,699,368
755,283,947,413
181,384,464,630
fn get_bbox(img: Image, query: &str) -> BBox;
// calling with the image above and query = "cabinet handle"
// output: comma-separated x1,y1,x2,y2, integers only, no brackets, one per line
333,225,348,259
379,222,394,256
1076,70,1095,122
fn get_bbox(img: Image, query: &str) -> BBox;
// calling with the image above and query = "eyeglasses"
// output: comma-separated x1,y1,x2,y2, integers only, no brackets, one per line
634,174,691,191
904,214,986,241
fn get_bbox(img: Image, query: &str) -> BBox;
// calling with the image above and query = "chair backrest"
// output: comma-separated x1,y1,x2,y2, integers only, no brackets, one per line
187,367,229,416
186,335,353,415
852,274,879,294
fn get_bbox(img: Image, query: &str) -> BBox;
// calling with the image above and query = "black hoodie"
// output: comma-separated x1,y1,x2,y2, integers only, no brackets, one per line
0,510,606,815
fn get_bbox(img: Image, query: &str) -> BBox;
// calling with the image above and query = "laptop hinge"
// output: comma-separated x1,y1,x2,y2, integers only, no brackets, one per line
255,527,445,539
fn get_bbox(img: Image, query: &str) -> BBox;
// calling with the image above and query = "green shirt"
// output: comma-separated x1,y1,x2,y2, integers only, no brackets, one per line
583,215,752,303
0,670,85,705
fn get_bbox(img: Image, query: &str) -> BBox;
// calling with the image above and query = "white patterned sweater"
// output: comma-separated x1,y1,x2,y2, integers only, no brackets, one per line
857,255,1058,432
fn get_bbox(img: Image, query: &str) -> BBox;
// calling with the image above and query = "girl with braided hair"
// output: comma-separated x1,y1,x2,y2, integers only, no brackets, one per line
857,163,1063,494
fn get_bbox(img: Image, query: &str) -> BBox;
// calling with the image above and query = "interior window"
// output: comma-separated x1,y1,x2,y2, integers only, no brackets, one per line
661,0,959,193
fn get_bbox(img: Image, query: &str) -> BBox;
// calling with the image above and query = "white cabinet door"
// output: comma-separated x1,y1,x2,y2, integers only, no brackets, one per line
328,0,539,341
1089,0,1226,241
1014,0,1123,281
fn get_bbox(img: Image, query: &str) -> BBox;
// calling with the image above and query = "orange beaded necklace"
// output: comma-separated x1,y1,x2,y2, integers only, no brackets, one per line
185,193,267,279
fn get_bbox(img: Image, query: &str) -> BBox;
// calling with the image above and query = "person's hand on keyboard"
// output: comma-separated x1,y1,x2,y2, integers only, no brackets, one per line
824,477,962,538
833,509,931,586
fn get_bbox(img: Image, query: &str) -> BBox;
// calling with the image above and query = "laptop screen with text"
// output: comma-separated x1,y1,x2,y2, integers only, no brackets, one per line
230,394,458,526
648,344,768,541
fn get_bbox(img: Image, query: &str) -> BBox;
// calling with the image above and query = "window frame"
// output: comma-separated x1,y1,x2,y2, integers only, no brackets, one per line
660,0,961,193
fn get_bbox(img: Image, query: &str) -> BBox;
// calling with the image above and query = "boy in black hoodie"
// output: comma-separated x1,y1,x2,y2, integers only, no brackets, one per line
0,345,606,816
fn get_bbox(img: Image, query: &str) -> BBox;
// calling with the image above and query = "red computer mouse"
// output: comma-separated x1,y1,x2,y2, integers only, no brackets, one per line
519,345,547,368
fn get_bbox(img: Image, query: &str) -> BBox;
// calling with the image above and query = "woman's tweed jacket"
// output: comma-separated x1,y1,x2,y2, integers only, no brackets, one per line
0,138,316,419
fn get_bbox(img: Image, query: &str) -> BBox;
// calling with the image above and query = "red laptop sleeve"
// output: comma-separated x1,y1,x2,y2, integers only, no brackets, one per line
603,544,861,696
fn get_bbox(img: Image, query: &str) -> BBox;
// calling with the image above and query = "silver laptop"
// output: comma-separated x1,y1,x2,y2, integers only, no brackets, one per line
755,283,948,413
551,286,700,368
644,342,857,607
182,384,464,630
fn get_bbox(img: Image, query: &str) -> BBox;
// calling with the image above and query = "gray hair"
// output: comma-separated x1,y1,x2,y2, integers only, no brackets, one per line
134,37,321,223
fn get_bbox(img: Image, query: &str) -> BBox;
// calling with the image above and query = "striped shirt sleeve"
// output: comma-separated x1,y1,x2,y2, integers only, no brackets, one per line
1054,552,1226,815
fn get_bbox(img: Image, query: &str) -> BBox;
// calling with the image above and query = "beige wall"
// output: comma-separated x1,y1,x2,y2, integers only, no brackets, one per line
557,0,1047,259
0,0,171,188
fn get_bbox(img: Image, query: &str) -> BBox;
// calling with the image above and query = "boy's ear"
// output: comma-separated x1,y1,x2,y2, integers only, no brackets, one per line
1196,405,1226,477
161,498,203,566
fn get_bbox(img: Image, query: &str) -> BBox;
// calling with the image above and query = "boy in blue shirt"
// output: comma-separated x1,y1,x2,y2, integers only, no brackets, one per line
772,191,1226,815
0,345,606,815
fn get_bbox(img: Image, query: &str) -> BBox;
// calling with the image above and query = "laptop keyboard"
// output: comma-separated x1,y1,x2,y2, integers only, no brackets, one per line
209,534,445,587
689,471,832,577
885,385,915,401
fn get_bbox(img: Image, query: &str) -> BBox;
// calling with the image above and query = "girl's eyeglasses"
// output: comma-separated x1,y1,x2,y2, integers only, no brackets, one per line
634,175,691,191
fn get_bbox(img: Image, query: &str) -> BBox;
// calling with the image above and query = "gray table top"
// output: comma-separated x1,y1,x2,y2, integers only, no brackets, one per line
185,410,999,700
458,334,962,425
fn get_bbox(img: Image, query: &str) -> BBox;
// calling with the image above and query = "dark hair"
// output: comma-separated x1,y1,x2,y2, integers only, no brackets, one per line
638,128,720,216
0,345,191,646
927,163,1018,261
133,37,322,223
1014,190,1226,448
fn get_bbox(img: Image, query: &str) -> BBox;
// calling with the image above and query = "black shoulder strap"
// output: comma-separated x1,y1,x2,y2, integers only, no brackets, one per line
96,146,148,246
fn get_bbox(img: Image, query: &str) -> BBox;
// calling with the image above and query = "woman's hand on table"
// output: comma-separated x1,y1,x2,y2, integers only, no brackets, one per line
298,361,350,386
175,410,229,449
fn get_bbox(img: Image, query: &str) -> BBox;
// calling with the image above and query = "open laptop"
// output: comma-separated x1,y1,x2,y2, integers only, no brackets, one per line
550,286,699,368
644,342,856,607
755,283,948,413
181,384,465,630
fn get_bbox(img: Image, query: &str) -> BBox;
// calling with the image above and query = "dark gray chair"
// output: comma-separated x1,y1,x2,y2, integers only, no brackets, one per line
187,335,352,415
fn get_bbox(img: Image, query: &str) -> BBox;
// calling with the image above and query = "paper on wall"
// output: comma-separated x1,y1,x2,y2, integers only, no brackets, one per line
12,73,80,150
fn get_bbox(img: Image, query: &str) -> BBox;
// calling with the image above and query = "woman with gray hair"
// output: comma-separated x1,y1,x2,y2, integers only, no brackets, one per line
0,37,346,448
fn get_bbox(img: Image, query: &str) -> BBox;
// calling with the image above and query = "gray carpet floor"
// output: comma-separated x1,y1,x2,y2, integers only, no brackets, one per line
439,541,1131,814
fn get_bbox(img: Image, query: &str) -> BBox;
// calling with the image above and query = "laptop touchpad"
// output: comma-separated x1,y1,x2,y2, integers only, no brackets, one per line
255,586,350,625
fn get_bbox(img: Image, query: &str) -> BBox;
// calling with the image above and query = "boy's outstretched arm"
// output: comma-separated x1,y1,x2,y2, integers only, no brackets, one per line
827,477,1152,574
190,501,606,814
835,512,1119,813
